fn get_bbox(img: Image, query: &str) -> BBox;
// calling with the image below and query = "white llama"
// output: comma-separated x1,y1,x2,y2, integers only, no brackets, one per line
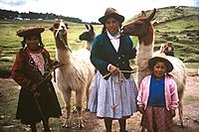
50,20,95,129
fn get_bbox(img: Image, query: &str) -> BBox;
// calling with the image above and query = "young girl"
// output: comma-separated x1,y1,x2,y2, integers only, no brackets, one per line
137,53,179,132
12,26,62,132
88,7,138,132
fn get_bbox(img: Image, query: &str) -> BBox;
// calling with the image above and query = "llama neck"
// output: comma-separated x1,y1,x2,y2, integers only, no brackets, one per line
55,37,69,50
84,41,92,51
139,26,154,46
54,36,71,66
136,28,154,86
137,27,154,57
56,48,71,66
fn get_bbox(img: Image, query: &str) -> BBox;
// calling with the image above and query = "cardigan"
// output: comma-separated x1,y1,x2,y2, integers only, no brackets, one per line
11,47,54,88
137,75,179,110
90,32,136,79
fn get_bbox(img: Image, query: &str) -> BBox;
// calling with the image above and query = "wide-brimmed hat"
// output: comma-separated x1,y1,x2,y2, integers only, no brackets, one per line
16,26,45,37
148,53,173,73
99,7,125,24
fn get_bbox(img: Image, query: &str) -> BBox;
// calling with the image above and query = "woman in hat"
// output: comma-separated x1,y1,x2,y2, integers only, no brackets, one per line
88,7,138,132
137,53,179,132
11,26,62,132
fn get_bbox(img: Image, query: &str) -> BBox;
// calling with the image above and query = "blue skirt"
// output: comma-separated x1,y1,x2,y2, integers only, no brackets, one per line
88,71,138,119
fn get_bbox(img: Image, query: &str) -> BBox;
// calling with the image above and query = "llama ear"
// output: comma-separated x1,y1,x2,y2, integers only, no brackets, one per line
146,8,156,22
85,24,89,30
49,27,53,31
65,23,69,29
89,24,94,31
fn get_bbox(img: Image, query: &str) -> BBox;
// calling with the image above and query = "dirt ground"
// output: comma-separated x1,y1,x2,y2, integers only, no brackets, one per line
57,68,199,132
1,68,199,132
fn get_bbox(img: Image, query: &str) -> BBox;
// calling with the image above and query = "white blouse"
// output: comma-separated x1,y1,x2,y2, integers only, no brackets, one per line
107,31,120,52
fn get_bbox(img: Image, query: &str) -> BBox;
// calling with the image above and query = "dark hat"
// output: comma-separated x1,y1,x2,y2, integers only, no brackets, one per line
99,7,125,24
148,53,173,73
16,26,45,37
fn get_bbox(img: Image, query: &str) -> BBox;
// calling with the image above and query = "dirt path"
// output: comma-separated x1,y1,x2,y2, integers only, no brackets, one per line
0,68,199,132
58,68,199,132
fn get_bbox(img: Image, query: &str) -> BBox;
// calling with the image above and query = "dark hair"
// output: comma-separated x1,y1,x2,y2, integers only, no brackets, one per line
20,33,44,51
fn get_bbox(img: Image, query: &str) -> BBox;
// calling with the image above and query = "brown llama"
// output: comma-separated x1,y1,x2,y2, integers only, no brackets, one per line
49,19,95,128
122,8,186,127
79,24,95,51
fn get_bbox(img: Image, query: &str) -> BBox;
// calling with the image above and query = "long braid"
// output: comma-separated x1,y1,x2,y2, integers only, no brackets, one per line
19,39,26,52
38,34,45,49
101,25,106,34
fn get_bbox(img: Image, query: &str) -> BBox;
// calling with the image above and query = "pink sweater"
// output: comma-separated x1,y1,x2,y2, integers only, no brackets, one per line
137,75,179,110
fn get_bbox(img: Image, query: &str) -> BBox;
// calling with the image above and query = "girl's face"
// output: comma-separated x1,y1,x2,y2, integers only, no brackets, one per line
25,35,40,51
153,61,167,79
105,17,120,35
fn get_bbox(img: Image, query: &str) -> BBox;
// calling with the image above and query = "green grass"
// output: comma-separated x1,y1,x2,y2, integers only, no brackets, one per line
0,20,102,71
0,6,199,72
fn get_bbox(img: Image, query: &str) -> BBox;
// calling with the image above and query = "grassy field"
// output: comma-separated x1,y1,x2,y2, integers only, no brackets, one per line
0,20,100,76
0,20,139,77
1,6,199,76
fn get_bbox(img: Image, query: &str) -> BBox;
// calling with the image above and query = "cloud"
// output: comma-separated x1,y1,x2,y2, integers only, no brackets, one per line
0,0,31,6
196,0,199,6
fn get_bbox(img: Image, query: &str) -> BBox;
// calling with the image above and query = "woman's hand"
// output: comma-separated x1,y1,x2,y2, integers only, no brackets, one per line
108,64,119,75
52,61,62,69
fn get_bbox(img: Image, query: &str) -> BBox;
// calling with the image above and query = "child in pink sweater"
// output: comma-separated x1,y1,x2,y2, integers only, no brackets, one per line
137,53,179,132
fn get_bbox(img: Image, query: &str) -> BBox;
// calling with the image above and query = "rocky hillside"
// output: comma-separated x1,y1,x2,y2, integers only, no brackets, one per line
126,6,199,63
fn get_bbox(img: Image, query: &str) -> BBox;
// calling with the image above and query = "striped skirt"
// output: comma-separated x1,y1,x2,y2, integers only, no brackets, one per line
141,105,174,132
88,71,138,119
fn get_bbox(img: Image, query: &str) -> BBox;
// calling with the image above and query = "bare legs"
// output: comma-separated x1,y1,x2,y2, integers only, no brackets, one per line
42,118,51,131
30,123,37,132
104,118,112,132
119,119,127,132
104,118,127,132
30,118,51,132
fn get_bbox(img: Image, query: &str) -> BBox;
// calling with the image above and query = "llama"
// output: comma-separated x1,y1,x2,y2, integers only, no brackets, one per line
122,8,186,127
49,19,95,128
79,24,95,51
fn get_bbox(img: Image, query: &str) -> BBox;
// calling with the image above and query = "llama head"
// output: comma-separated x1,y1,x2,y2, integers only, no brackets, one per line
49,19,70,50
161,42,175,56
121,8,156,37
79,24,95,42
49,19,68,38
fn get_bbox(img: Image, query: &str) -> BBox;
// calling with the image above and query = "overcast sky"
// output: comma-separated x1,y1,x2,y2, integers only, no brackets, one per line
0,0,198,22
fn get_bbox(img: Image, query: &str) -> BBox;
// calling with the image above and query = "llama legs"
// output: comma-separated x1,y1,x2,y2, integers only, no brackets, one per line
62,90,71,128
179,100,184,127
76,92,84,129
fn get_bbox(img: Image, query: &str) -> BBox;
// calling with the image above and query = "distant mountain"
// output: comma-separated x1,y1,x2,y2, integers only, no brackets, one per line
126,6,199,24
126,6,199,63
0,9,83,23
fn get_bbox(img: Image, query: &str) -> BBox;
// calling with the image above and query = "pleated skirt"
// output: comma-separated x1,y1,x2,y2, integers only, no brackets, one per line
141,105,174,132
88,71,138,119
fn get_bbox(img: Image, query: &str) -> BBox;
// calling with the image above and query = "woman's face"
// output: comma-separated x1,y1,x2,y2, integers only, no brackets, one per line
105,17,120,35
25,35,40,51
153,61,167,79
